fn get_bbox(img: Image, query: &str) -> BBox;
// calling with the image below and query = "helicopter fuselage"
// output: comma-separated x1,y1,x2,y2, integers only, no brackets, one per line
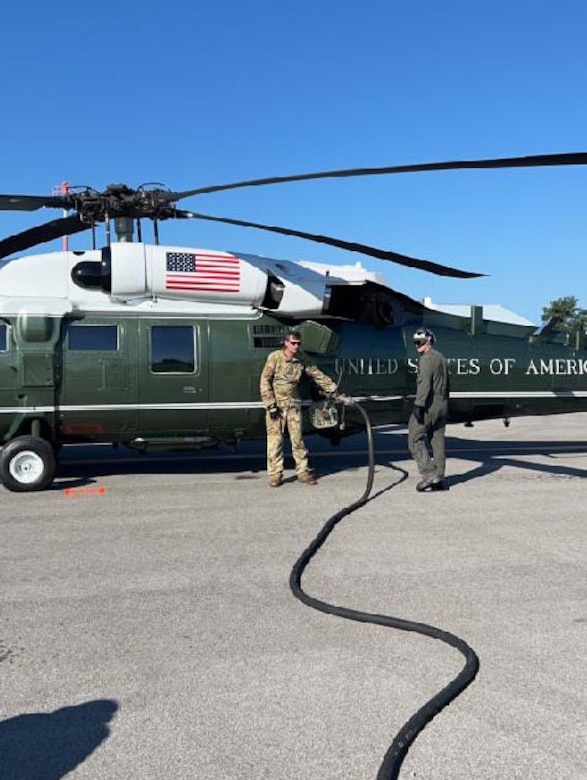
1,242,586,491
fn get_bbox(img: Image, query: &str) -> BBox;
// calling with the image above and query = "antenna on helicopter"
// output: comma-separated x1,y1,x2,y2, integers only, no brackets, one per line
51,181,69,251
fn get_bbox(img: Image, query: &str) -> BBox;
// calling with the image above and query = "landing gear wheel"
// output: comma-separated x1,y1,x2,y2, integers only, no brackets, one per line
0,436,56,492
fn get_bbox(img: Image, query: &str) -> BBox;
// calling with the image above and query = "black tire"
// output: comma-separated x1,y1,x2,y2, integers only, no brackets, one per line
0,436,56,492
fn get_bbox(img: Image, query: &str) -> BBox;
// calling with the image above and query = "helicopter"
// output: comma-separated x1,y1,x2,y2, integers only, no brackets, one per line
1,151,587,492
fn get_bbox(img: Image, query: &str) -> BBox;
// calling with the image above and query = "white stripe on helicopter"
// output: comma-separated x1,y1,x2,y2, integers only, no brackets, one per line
2,390,587,416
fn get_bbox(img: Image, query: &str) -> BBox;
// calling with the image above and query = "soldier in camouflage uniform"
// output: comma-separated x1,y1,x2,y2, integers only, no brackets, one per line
408,327,451,492
260,331,338,487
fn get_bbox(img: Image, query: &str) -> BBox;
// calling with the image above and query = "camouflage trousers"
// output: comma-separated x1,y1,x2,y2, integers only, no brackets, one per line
408,412,447,479
265,403,309,478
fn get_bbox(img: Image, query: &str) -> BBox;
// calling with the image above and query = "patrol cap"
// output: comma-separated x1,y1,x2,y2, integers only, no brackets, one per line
413,327,435,345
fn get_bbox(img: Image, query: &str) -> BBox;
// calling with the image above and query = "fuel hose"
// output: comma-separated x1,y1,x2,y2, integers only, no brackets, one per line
289,400,480,779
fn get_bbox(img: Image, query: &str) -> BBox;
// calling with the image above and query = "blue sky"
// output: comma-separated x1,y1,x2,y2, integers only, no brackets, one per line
1,0,586,324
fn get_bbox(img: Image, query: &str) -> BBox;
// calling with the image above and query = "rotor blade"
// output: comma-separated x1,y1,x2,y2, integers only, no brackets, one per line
172,151,587,199
0,215,92,260
0,194,71,212
177,210,483,278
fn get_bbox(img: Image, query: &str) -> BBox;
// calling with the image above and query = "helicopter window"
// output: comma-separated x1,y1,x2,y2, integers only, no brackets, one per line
150,326,196,374
0,324,7,351
67,324,119,351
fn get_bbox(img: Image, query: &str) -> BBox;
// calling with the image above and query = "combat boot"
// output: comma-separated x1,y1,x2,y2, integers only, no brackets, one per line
269,475,282,488
416,476,435,492
417,476,448,492
298,472,317,485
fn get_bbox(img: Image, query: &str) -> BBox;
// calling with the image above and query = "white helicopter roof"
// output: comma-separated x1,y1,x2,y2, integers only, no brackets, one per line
423,297,536,327
0,243,392,319
296,259,386,285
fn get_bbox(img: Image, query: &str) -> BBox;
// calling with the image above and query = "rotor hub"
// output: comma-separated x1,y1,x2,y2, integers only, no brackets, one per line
70,185,178,223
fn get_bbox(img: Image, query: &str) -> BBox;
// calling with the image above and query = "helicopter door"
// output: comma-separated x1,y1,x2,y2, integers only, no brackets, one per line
59,319,138,440
208,320,256,442
136,320,210,443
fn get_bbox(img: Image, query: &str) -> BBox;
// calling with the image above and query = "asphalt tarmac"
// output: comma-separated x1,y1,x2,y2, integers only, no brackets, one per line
1,413,586,779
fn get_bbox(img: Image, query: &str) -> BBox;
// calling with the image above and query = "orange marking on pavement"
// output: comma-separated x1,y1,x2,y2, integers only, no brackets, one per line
62,485,107,497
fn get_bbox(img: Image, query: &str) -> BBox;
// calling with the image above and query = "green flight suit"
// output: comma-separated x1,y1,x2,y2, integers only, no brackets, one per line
408,347,450,479
260,349,337,478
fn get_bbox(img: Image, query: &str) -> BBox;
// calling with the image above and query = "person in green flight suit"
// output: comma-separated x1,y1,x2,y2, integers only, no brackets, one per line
408,327,450,492
260,330,338,487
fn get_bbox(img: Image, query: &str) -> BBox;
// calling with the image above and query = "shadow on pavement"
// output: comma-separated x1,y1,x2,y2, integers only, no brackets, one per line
51,426,587,489
0,699,118,780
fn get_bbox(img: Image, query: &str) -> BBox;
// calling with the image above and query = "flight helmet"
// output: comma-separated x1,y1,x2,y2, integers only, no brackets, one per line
412,327,436,345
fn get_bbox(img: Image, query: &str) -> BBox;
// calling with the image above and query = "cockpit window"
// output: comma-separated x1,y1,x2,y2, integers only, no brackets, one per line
0,323,7,351
67,324,119,351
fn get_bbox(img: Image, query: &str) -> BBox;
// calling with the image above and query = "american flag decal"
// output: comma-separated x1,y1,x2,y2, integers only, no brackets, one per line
165,251,241,293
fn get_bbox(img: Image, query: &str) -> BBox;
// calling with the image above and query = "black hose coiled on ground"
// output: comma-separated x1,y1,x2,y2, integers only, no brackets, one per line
289,401,480,779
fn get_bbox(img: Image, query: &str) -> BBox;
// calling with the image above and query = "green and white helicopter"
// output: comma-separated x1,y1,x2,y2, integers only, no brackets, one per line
1,152,586,491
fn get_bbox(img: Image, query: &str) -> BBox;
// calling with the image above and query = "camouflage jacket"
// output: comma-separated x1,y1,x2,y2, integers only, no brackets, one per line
260,349,337,408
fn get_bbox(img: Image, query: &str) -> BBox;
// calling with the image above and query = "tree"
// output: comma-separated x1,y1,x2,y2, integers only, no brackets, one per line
541,296,587,333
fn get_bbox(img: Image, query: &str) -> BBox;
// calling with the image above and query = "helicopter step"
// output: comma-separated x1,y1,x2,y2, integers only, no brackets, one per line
126,436,220,453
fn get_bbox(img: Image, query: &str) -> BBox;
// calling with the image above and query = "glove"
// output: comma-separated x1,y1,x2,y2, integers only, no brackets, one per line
268,405,281,420
333,393,353,407
413,405,426,424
